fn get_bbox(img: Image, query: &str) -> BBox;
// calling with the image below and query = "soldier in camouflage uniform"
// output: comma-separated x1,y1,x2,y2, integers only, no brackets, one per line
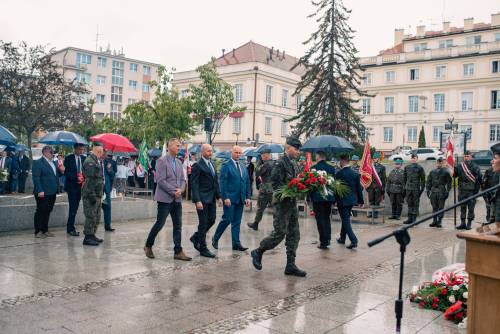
350,155,360,174
426,157,452,228
482,166,498,224
251,137,306,277
386,158,405,220
403,153,426,224
366,152,386,218
82,143,105,246
455,151,482,230
490,143,500,223
247,149,274,231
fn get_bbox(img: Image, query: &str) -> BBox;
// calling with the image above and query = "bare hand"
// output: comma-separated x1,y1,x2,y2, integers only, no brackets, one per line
224,199,231,207
359,204,364,208
245,199,251,207
174,188,182,198
195,201,203,210
38,192,45,198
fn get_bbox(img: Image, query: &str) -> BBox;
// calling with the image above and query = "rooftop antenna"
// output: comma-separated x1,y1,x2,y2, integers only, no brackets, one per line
95,25,103,52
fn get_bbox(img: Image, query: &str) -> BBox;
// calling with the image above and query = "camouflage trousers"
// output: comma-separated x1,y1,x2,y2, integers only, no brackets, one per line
486,201,495,224
429,193,447,222
253,193,273,225
367,186,383,206
83,196,102,236
458,190,476,222
259,200,299,262
406,190,422,216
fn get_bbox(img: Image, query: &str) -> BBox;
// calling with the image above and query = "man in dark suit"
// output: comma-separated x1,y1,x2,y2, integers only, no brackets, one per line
102,150,117,232
335,153,364,249
0,150,11,194
212,146,251,251
17,150,31,193
9,151,20,193
310,151,336,250
190,144,221,258
32,145,63,238
64,143,86,236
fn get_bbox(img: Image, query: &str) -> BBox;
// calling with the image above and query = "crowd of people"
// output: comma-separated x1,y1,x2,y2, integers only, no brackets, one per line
0,149,30,194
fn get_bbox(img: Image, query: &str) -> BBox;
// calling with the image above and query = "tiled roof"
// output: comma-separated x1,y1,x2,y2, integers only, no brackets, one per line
214,41,305,75
404,22,492,41
378,43,404,56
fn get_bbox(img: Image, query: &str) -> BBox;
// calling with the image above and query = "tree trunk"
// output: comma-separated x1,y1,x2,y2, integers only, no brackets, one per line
27,130,33,160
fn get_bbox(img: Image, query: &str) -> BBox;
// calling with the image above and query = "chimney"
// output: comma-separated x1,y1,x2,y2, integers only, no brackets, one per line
464,17,474,30
394,28,404,45
282,50,285,59
269,48,273,60
276,49,280,57
416,25,425,37
442,21,450,33
492,13,500,27
232,48,235,57
222,48,225,57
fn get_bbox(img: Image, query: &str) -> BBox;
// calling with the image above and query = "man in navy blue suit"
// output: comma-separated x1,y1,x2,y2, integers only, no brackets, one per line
64,143,86,236
335,153,364,249
310,151,336,249
102,150,117,232
32,146,63,238
212,146,251,251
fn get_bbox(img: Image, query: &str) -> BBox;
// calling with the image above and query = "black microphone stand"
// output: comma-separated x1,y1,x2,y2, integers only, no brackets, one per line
367,183,500,333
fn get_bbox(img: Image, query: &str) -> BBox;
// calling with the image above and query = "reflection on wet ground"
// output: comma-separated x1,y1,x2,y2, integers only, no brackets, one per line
0,204,476,333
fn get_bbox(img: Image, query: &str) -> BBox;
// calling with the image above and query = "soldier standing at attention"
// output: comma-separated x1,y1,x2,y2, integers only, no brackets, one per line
366,152,386,218
403,153,426,225
386,158,405,220
82,143,105,246
247,149,274,231
250,137,306,277
482,166,499,224
426,157,452,228
455,151,482,230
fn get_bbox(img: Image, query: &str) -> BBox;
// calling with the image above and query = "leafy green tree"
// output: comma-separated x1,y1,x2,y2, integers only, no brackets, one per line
0,41,92,155
289,0,370,142
418,126,426,148
188,59,245,144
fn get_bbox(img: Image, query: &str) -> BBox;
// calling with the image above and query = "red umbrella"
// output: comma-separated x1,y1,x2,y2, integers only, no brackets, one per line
90,133,137,153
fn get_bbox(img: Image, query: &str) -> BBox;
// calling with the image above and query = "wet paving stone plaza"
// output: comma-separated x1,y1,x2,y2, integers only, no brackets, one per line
0,203,477,334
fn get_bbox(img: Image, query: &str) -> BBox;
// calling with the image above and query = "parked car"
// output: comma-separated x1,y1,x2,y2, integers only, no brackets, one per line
472,150,493,168
391,145,412,156
391,148,444,161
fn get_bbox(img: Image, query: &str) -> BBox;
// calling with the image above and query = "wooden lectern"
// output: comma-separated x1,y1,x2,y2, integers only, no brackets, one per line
457,223,500,334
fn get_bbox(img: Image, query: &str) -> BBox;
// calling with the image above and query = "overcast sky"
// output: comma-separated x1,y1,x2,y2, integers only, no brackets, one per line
1,0,498,71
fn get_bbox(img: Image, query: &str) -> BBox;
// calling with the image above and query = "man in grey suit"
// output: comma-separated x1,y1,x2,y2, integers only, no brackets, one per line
144,138,191,261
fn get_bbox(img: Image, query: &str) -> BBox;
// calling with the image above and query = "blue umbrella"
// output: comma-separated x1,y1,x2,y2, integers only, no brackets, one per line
301,135,354,153
38,131,88,146
255,144,284,154
0,125,17,146
148,148,162,157
5,144,29,152
188,144,202,154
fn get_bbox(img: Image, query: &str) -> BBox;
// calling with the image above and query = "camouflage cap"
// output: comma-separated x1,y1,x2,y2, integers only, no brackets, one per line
286,136,302,149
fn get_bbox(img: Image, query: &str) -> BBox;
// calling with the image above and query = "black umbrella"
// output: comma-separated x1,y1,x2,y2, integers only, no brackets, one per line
39,131,88,146
0,125,17,146
255,144,284,154
301,135,354,153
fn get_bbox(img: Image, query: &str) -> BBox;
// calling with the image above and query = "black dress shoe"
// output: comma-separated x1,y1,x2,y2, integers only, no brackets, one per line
199,249,216,258
67,230,80,237
336,238,345,245
346,243,358,249
83,237,99,246
247,222,258,231
251,249,263,270
317,244,329,250
105,228,115,232
212,237,218,250
92,235,104,243
232,245,248,251
190,235,201,252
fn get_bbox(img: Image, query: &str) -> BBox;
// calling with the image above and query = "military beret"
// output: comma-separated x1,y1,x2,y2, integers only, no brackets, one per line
394,159,403,165
351,155,359,161
373,152,381,159
286,136,302,149
261,148,272,154
491,143,500,155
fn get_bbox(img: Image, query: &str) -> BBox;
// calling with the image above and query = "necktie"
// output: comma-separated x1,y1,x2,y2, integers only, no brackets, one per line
235,161,241,177
76,156,81,173
0,158,3,169
208,160,215,176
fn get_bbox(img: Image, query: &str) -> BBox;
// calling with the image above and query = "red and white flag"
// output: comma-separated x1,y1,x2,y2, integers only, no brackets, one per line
360,141,373,189
372,163,383,191
446,133,455,172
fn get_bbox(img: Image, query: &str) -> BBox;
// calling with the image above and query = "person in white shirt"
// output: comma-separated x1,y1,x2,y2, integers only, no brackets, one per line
127,157,136,187
135,161,146,188
115,159,128,195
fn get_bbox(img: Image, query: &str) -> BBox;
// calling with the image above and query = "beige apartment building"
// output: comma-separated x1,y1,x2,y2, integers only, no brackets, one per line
173,41,306,149
52,47,159,120
359,13,500,153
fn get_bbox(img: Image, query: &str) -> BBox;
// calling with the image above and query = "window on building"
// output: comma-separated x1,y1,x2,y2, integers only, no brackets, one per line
384,97,394,114
492,90,500,109
460,125,472,140
413,43,427,52
129,80,137,90
281,119,289,137
466,35,481,45
409,68,419,81
265,117,272,135
127,98,137,104
265,85,273,104
461,92,473,111
361,99,371,114
362,73,372,85
435,65,446,79
75,72,91,84
408,127,417,142
111,86,123,103
96,94,105,104
233,84,242,103
490,124,500,142
434,94,445,112
142,84,150,93
493,60,499,73
110,104,122,120
385,71,395,83
143,65,151,75
408,96,419,113
439,39,454,48
112,61,124,86
232,117,241,134
434,94,444,112
130,63,138,72
282,89,289,107
432,126,443,142
463,63,474,77
383,127,393,143
181,89,189,98
97,57,107,68
296,94,302,111
76,53,91,66
96,75,106,85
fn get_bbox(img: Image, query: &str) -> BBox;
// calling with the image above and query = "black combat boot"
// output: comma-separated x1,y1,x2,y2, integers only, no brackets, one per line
250,248,264,270
403,215,413,225
435,218,442,228
456,220,467,230
429,217,438,227
373,211,379,219
284,259,307,277
466,220,473,230
247,222,259,231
